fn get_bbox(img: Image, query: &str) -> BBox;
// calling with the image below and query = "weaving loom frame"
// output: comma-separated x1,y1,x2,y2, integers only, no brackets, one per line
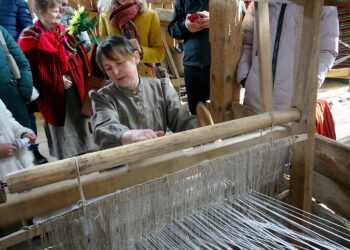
1,0,350,248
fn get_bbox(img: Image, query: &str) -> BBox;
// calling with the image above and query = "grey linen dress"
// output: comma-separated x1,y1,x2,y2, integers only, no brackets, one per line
90,77,198,149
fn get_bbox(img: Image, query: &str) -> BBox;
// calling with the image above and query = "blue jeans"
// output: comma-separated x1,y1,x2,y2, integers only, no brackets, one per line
184,65,210,115
28,112,39,151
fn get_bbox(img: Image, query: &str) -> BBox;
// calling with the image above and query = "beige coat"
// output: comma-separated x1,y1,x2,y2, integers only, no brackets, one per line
237,3,339,112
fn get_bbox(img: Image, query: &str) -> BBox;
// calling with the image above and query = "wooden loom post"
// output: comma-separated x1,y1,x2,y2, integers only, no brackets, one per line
255,1,274,112
289,0,324,212
209,0,242,123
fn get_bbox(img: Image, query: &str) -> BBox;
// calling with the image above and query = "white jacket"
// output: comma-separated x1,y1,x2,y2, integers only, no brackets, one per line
237,3,339,112
0,99,34,183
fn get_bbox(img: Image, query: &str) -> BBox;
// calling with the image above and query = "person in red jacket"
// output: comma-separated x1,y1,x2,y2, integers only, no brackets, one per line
18,0,98,159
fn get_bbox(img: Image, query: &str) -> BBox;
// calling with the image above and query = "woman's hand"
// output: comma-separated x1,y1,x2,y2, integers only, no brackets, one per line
185,11,210,33
0,144,17,158
63,74,73,89
121,129,164,145
21,133,37,145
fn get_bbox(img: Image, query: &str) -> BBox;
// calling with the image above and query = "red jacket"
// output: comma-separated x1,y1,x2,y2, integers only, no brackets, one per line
19,21,91,126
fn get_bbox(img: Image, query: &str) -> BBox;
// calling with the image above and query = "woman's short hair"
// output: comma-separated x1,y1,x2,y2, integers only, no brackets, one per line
32,0,61,15
96,35,136,71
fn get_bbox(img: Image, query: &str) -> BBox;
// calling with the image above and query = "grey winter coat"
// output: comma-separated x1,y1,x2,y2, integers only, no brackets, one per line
237,3,339,112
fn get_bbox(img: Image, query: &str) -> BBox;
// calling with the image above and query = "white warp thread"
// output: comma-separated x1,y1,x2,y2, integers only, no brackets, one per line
38,137,349,249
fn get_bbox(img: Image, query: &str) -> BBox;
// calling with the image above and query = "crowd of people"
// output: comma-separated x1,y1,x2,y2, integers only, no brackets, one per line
0,0,339,183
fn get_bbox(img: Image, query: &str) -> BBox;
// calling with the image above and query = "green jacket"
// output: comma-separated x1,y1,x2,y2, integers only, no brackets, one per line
0,25,33,127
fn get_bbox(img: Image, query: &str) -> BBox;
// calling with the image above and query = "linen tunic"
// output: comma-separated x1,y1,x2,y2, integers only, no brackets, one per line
90,77,198,149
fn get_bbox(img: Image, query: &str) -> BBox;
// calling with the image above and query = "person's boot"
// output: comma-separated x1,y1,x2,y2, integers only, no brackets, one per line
33,150,48,165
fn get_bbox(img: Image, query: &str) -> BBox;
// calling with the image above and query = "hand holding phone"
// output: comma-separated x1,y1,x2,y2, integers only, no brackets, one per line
188,13,202,22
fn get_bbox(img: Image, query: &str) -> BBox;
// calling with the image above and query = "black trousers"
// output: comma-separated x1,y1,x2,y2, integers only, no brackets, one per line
184,65,210,115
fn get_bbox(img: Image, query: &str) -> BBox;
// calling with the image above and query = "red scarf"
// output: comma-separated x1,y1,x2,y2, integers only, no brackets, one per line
109,0,141,39
18,21,75,74
315,99,336,140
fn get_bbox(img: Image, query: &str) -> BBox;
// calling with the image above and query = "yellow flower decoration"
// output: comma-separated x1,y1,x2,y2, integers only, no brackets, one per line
68,6,100,46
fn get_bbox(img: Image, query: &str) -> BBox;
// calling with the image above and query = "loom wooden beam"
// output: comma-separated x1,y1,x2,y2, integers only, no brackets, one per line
313,172,350,222
292,135,350,221
6,109,300,194
0,225,43,249
289,0,323,213
0,128,292,228
255,2,274,112
209,0,243,123
314,135,350,190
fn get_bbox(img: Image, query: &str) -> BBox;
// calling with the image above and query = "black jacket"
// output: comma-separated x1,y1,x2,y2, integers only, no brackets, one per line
168,0,210,67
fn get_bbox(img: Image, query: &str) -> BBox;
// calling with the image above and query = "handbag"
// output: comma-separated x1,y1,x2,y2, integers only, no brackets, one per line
0,30,39,103
81,75,107,117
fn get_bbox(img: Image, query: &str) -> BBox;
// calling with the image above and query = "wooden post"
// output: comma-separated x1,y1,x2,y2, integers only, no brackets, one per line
209,0,243,123
255,2,274,112
289,0,324,212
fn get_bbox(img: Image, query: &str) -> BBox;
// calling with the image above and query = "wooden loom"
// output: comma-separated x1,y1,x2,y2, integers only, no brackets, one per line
1,0,350,248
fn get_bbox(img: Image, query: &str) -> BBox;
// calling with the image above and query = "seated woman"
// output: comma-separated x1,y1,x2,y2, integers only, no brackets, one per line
90,35,198,149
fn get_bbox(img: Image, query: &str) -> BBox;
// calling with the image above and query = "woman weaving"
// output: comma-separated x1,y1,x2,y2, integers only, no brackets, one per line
91,35,198,149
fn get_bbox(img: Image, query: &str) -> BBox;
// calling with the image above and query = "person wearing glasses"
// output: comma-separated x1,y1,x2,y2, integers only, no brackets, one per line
59,0,92,52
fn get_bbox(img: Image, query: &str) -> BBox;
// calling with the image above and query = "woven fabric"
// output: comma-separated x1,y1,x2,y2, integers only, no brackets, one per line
333,8,350,69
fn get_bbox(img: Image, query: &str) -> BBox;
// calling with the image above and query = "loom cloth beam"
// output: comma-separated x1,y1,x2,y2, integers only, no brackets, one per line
5,108,300,194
